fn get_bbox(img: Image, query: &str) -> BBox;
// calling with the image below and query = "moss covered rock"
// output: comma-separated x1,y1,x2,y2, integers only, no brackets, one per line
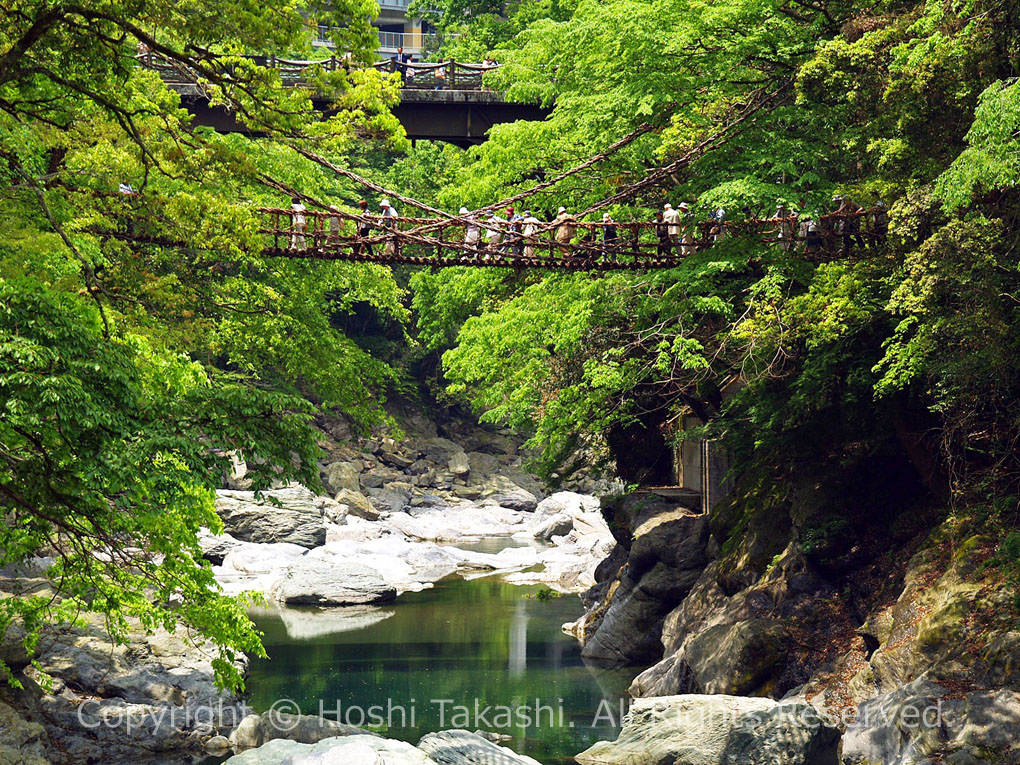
0,701,49,765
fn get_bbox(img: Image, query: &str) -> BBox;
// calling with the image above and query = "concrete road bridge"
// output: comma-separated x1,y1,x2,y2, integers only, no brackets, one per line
142,54,550,145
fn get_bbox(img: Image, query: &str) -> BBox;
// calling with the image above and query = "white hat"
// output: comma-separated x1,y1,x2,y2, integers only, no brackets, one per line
459,207,469,214
678,202,690,210
557,206,566,213
380,199,390,207
664,203,673,210
602,213,611,221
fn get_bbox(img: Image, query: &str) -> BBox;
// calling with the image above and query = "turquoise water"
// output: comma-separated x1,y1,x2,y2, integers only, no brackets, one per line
245,565,638,763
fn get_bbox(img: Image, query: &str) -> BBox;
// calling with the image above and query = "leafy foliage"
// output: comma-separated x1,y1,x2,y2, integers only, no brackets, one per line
0,279,321,690
403,0,1020,515
1,0,409,687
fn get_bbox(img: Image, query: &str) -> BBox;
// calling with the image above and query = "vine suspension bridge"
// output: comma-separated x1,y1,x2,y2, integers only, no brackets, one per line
113,200,885,271
253,208,884,270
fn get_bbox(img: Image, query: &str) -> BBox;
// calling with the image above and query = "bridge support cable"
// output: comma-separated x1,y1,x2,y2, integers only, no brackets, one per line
292,147,455,219
466,121,657,217
389,121,660,242
288,122,656,242
287,81,790,244
230,79,789,244
575,81,794,219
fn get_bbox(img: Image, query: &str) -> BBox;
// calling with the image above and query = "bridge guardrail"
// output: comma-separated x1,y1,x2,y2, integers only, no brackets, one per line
258,206,885,266
372,60,497,90
88,192,887,271
138,52,497,92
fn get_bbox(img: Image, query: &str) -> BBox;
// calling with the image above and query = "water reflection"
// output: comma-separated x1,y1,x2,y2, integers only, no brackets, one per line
509,600,528,678
246,575,639,764
249,603,396,641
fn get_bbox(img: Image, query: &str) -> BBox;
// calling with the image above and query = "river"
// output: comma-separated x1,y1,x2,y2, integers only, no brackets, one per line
243,540,639,763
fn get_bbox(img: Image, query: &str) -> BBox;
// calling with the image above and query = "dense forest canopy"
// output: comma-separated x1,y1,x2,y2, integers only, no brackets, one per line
407,0,1020,491
2,0,1019,687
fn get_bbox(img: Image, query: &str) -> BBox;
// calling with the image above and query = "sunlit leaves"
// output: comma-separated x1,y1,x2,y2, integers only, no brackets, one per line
1,0,411,689
935,80,1020,211
420,0,1020,496
0,278,323,689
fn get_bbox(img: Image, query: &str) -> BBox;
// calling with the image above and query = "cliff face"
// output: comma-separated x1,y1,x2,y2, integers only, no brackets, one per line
570,449,1020,762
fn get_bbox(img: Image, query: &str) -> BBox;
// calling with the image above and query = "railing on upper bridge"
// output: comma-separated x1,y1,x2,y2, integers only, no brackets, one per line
372,60,496,90
138,51,498,92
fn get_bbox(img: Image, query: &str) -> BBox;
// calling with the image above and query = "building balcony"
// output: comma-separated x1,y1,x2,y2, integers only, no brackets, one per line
313,26,442,57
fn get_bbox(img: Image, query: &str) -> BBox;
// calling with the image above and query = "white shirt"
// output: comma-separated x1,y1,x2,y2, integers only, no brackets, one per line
486,216,504,241
663,208,681,235
291,203,306,226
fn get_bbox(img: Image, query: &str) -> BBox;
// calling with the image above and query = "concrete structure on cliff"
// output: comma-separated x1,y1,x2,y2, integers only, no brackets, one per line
643,374,744,515
676,374,744,515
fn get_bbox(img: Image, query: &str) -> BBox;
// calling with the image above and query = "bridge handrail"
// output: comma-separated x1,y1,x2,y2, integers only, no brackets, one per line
258,205,872,229
371,59,499,90
372,60,499,72
93,191,883,268
138,51,498,91
255,204,883,264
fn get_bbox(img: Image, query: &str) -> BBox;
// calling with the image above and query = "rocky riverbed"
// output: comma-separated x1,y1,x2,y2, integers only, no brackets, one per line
205,485,615,605
0,561,249,764
0,414,618,765
560,487,1020,764
5,410,1020,765
221,726,545,764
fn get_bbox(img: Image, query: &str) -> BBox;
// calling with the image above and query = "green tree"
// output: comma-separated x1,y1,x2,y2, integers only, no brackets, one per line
1,0,409,688
412,0,1020,507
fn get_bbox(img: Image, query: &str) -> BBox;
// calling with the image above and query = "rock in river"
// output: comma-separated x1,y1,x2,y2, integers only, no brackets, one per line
535,491,599,517
322,461,361,494
575,695,840,765
578,510,711,665
270,557,396,606
0,700,49,765
418,729,542,764
841,675,1020,765
0,603,248,765
631,617,791,698
224,734,436,764
448,451,471,476
532,512,574,541
215,485,329,548
483,476,538,512
229,711,370,750
333,487,382,521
